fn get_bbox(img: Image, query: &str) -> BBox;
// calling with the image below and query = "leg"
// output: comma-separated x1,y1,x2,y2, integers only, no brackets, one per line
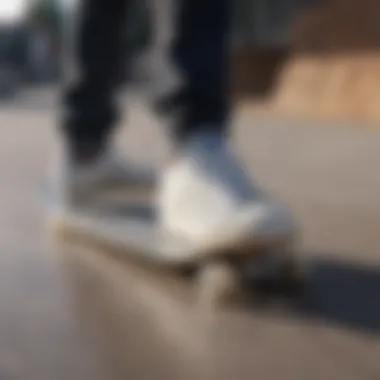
49,0,155,222
159,0,296,257
171,0,230,141
62,0,128,153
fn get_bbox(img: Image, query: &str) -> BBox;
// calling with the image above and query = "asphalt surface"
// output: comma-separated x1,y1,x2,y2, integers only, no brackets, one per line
1,89,380,380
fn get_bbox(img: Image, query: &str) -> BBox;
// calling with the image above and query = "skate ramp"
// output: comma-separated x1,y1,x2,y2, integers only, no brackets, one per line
273,0,380,125
274,54,380,124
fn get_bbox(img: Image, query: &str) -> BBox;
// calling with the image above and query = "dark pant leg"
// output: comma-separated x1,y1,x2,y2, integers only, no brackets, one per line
62,0,129,149
172,0,231,141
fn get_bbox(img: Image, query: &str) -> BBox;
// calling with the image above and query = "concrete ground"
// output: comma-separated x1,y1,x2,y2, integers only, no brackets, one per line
1,89,380,380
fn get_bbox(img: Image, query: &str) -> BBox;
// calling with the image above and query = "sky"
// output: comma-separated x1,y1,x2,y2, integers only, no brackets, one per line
0,0,27,22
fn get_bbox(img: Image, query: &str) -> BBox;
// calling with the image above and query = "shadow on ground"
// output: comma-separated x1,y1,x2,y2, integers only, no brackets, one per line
63,241,380,338
292,257,380,335
247,257,380,336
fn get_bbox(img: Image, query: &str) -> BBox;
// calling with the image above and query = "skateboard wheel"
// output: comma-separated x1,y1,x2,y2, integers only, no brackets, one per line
279,256,307,292
196,260,240,308
246,243,306,296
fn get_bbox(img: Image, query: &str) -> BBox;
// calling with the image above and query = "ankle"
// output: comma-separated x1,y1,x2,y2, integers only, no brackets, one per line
68,141,107,165
179,128,225,151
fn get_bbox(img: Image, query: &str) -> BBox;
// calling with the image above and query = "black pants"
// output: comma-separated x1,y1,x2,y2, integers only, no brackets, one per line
63,0,230,148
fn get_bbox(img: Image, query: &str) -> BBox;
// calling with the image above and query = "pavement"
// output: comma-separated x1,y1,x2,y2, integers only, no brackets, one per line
1,88,380,380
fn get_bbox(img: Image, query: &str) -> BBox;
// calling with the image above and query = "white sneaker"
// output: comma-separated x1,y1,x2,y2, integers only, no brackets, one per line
158,131,295,252
47,146,156,218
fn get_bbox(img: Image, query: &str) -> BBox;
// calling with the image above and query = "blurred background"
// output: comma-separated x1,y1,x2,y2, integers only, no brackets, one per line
1,0,380,124
0,1,379,380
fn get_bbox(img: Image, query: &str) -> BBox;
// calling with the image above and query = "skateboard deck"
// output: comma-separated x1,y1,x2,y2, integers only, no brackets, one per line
54,189,303,306
62,196,200,266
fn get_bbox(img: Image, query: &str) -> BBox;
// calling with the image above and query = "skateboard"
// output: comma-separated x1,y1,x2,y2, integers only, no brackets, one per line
53,189,304,307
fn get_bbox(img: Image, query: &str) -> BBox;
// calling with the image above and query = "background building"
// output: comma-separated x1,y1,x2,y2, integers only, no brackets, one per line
232,0,380,124
0,0,378,123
